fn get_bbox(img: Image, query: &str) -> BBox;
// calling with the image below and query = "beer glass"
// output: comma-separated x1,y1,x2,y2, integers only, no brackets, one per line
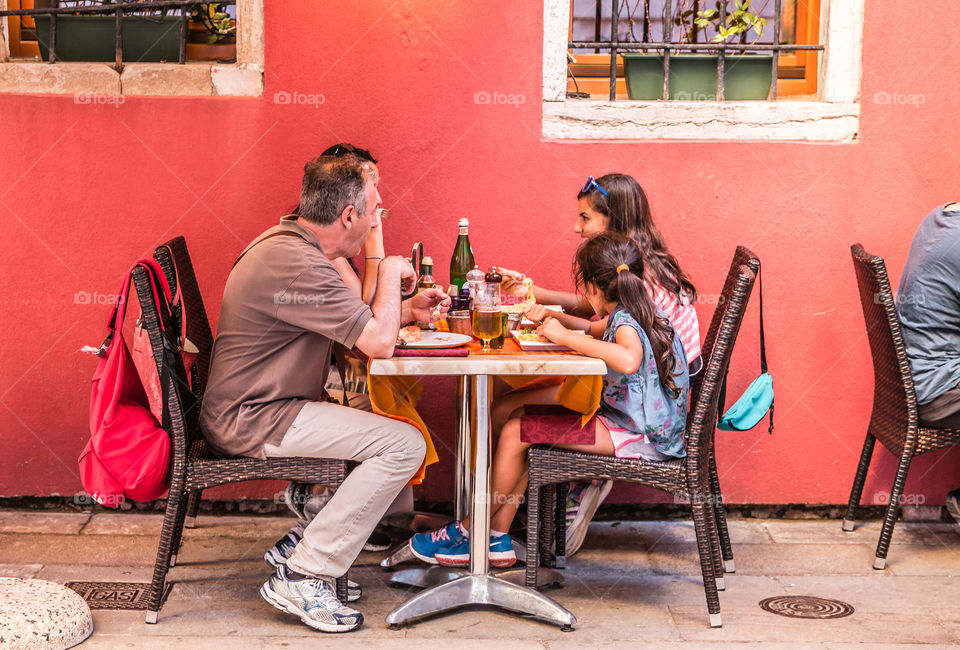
471,282,502,352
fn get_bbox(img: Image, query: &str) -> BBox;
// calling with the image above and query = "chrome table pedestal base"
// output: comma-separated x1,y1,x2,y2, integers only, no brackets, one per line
385,574,575,630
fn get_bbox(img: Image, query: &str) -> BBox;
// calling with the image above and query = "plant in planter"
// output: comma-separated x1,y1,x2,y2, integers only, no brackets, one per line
623,0,774,101
187,2,236,61
33,0,185,64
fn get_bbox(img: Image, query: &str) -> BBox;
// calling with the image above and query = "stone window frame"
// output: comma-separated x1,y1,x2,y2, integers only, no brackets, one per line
542,0,864,142
0,0,262,96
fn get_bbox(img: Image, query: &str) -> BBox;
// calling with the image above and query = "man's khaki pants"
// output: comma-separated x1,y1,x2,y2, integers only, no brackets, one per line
264,400,426,579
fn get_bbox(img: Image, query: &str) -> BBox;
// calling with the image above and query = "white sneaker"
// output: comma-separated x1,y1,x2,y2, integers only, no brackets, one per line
260,566,363,633
946,489,960,524
565,479,613,556
263,529,362,602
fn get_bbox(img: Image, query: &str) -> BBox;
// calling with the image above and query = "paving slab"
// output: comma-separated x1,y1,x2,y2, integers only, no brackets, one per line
764,520,960,546
83,513,296,539
0,511,90,534
670,606,958,645
883,544,960,576
769,574,960,614
932,610,960,645
644,542,882,577
0,562,42,578
580,519,771,550
1,512,958,647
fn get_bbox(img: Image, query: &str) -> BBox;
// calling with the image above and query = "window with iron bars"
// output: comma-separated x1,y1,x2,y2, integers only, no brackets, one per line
1,0,237,66
567,0,823,101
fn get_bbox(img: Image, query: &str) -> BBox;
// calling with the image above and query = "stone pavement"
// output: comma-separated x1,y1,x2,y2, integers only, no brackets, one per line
1,511,958,648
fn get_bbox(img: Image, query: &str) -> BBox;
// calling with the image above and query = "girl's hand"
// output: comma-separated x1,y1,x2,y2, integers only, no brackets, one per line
524,303,558,326
537,316,568,343
498,267,528,299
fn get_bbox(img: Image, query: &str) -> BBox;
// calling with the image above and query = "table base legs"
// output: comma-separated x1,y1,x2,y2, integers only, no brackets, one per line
385,565,468,589
385,574,576,630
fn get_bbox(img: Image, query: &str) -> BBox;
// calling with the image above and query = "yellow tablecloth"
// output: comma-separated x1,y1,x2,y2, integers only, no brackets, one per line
366,369,439,486
366,330,604,486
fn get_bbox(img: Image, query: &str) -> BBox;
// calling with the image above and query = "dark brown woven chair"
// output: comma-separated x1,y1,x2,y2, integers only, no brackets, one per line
525,261,758,628
843,244,960,569
134,239,350,624
153,238,214,530
546,246,760,574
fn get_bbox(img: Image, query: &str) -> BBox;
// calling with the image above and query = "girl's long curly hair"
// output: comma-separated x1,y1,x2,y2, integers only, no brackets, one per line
575,232,681,396
578,173,696,301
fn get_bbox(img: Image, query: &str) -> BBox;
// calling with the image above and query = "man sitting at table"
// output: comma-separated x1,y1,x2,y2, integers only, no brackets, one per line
896,201,960,525
199,154,449,633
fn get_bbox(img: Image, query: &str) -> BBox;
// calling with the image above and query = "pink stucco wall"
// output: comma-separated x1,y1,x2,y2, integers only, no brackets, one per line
1,3,957,504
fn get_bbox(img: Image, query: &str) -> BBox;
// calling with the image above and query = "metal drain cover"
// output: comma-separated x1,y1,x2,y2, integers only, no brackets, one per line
759,595,854,619
65,581,171,610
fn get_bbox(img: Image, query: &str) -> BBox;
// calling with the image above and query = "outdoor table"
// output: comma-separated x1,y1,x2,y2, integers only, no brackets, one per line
370,340,606,629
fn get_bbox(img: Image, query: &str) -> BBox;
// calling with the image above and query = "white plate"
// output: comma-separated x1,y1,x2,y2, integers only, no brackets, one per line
509,329,585,352
519,305,563,327
399,331,473,349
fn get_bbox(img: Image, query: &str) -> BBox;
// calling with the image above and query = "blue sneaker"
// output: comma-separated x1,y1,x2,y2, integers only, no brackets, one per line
435,533,516,568
409,522,464,565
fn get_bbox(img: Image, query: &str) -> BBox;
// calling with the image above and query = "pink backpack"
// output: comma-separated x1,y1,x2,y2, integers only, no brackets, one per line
79,259,176,507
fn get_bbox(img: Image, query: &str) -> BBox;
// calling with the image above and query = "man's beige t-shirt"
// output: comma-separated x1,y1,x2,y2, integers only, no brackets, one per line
199,217,373,458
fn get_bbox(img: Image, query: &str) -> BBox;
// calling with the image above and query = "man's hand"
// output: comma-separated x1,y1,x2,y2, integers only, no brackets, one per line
537,316,568,344
402,287,451,325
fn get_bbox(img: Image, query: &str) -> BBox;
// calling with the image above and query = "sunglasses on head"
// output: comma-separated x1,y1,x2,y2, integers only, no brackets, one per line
323,143,378,164
582,176,609,198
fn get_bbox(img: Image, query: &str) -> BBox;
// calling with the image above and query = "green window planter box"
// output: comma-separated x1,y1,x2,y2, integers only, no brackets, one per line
622,53,774,101
34,15,183,63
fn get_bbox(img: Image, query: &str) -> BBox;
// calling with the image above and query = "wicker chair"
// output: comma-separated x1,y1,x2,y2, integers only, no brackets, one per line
153,238,214,530
545,246,760,574
843,244,960,569
134,239,350,624
525,262,758,628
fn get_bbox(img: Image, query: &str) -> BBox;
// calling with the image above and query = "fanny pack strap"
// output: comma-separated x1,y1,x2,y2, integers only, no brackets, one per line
717,261,774,434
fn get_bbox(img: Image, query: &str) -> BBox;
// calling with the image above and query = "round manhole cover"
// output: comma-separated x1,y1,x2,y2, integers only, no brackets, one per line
759,596,855,619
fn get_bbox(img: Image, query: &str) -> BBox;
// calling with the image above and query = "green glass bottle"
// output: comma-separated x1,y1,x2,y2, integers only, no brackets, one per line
449,218,475,292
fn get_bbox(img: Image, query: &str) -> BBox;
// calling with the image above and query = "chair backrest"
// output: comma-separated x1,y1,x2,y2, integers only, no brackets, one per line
132,265,197,462
154,237,215,396
850,244,918,437
689,246,760,409
684,265,756,491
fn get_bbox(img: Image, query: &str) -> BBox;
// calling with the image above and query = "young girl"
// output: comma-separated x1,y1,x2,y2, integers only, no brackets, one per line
494,173,699,555
410,232,690,567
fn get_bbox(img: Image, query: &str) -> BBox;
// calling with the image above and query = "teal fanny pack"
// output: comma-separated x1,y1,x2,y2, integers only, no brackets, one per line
717,263,774,433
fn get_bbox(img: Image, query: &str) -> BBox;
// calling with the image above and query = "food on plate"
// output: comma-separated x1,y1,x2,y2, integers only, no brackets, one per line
513,327,589,344
397,325,422,344
515,328,550,343
503,276,536,314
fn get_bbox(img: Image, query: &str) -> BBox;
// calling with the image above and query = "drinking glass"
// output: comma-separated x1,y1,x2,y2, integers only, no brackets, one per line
472,282,502,352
